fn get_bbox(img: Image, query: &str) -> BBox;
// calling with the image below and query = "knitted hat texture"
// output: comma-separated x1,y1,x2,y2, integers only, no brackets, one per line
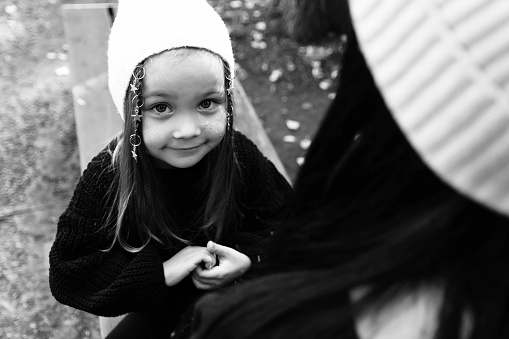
108,0,235,120
349,0,509,216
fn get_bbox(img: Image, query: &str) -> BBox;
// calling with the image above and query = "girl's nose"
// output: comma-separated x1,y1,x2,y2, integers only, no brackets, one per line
172,114,202,139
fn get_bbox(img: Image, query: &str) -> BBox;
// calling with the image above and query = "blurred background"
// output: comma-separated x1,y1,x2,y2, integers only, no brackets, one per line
0,0,343,338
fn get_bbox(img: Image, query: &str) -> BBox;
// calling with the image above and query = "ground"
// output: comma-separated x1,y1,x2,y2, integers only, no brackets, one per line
0,0,343,338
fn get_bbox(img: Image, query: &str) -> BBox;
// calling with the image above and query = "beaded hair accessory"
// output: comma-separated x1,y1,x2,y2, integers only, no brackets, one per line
225,65,236,132
129,66,145,162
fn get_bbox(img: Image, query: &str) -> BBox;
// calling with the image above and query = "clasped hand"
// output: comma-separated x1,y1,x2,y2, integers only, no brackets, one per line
162,241,251,290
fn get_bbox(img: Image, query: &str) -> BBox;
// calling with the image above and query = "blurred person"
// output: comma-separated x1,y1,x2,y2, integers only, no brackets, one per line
180,0,509,338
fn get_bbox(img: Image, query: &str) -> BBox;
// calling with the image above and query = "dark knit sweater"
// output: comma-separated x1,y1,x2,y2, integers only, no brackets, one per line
49,131,292,332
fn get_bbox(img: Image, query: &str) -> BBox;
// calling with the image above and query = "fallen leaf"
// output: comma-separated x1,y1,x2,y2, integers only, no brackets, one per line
250,41,267,49
300,46,334,61
251,30,264,41
230,1,243,9
269,69,283,82
296,157,305,166
319,79,332,90
283,135,297,143
255,21,267,31
300,137,312,150
55,66,69,76
311,61,323,79
286,119,301,131
5,5,18,15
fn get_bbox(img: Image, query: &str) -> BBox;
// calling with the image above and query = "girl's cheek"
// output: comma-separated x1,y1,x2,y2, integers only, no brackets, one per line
202,115,226,137
142,125,164,144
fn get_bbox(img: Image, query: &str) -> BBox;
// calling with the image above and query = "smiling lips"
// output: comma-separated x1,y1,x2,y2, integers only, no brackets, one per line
171,144,202,151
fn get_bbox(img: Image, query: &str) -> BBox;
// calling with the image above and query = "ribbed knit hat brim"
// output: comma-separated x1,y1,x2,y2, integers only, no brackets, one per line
349,0,509,217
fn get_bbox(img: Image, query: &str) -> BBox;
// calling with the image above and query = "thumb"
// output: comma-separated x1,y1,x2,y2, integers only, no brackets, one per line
207,241,230,257
202,254,214,269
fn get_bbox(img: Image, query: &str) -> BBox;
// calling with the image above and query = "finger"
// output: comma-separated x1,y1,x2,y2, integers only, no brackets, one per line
192,270,223,289
200,252,217,270
192,274,214,290
193,265,221,281
195,265,227,280
207,241,232,258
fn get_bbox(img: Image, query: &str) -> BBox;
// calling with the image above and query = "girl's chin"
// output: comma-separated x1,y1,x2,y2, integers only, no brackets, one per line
149,154,205,169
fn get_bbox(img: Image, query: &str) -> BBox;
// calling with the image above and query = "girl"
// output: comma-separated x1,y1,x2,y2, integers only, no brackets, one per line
185,0,509,338
49,0,291,337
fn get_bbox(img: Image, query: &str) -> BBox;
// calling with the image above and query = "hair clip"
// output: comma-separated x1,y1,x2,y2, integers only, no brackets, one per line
132,66,146,81
226,111,232,130
225,67,236,81
129,66,146,161
129,134,141,162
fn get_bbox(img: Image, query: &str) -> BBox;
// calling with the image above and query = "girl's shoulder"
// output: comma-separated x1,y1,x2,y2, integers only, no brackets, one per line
232,130,292,202
78,139,118,189
232,130,273,171
232,130,261,154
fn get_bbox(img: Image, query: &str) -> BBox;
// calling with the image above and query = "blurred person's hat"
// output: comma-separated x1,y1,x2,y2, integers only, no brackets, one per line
349,0,509,217
108,0,235,121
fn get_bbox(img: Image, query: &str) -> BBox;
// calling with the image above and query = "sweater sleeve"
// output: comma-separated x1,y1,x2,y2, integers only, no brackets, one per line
222,131,293,263
49,149,168,317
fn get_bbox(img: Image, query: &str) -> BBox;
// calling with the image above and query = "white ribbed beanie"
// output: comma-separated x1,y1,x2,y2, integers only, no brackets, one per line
349,0,509,217
108,0,235,120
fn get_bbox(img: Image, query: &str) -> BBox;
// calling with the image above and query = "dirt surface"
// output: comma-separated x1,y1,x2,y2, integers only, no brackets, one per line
0,0,343,338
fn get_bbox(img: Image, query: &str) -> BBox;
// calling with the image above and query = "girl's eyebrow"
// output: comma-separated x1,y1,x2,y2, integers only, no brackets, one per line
203,89,224,97
143,89,224,99
143,91,177,99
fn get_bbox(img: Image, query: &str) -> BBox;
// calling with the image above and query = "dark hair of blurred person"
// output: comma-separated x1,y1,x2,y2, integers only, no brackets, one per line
178,1,509,338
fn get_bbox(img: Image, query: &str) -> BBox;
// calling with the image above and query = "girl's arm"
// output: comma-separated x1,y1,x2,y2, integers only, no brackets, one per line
49,149,168,316
223,131,293,263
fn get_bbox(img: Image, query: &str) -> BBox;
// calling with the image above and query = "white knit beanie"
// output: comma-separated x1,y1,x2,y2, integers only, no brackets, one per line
349,0,509,217
108,0,235,120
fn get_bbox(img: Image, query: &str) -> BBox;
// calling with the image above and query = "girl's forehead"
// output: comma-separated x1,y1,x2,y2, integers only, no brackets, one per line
142,49,225,93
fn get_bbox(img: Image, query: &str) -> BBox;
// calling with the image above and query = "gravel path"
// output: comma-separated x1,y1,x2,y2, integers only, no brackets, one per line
1,0,100,337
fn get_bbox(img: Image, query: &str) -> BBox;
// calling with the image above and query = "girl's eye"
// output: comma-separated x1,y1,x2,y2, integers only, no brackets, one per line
199,99,219,110
155,104,168,113
150,104,172,115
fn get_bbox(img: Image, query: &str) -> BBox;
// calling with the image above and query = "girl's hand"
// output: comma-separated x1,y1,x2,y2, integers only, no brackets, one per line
192,241,252,290
163,246,217,287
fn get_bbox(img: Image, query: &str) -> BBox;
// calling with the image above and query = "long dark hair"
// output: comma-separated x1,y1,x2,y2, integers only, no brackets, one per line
188,20,509,339
103,48,240,252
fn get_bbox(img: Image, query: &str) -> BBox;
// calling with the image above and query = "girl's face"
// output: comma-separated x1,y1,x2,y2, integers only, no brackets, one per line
141,51,227,169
